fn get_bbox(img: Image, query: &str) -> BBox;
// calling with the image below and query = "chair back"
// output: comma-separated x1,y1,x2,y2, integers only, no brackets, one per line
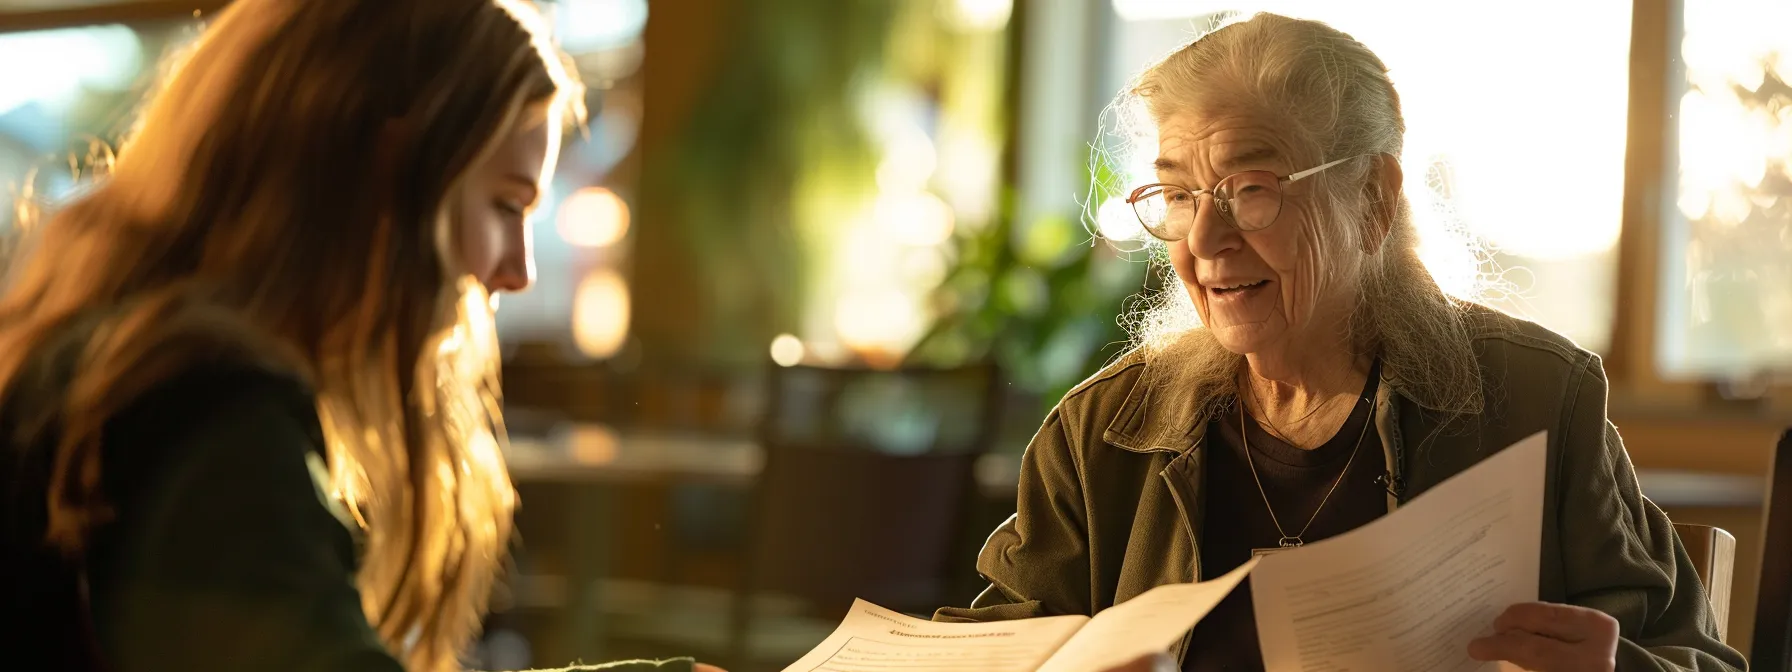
1672,523,1736,642
1753,428,1792,671
742,362,1003,614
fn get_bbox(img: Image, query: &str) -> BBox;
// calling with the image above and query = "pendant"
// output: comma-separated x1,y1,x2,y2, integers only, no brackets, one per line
1251,537,1303,558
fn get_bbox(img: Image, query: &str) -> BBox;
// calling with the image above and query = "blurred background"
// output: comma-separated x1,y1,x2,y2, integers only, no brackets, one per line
1,0,1789,669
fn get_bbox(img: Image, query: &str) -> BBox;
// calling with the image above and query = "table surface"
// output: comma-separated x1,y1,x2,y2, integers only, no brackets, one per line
505,425,761,485
505,425,1768,507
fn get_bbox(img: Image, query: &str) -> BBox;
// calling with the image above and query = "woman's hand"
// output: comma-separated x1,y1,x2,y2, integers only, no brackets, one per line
1096,652,1177,672
1467,602,1618,672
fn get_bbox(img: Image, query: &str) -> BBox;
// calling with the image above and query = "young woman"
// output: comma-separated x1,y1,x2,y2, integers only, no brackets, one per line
0,1,706,670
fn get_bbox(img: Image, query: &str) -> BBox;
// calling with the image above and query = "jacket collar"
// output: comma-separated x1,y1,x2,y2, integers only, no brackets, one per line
1100,353,1416,455
1100,366,1203,455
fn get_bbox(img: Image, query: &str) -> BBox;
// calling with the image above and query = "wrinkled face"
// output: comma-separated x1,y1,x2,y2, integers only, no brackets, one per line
1154,110,1360,359
453,103,561,296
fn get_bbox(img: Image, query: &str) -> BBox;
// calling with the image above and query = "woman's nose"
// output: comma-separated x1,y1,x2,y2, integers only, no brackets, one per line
1184,193,1242,260
486,226,534,293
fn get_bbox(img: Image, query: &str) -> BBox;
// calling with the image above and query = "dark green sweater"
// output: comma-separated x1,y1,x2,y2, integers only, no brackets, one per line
2,362,689,672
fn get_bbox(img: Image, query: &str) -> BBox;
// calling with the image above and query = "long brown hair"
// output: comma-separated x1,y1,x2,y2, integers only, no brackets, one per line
0,1,583,669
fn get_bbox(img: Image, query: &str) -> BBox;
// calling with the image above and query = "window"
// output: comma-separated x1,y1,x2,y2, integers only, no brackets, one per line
0,20,200,219
0,3,643,363
1655,0,1792,381
1097,1,1634,353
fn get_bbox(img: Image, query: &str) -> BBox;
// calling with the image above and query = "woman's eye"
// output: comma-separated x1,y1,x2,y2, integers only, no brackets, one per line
496,201,526,217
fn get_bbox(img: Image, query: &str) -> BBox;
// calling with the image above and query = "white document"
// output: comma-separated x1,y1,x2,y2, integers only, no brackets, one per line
1248,430,1547,672
777,604,1083,672
1035,558,1257,672
780,560,1257,672
783,431,1547,671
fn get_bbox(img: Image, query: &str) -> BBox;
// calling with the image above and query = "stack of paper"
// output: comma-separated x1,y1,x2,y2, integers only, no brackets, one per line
782,431,1548,672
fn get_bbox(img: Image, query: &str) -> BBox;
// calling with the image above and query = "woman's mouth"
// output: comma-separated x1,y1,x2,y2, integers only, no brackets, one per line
1209,279,1270,298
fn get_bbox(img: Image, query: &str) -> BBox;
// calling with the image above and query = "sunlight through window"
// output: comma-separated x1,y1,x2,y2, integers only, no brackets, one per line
1105,1,1632,351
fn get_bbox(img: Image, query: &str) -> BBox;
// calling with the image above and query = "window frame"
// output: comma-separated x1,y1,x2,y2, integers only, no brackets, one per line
1607,0,1792,418
0,1,228,33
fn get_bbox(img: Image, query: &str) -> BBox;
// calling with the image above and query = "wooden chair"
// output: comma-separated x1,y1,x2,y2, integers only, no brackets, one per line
727,362,1004,663
1752,428,1792,671
1673,523,1737,642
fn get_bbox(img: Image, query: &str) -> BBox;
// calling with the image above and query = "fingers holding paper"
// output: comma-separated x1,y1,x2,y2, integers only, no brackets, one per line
1467,602,1618,672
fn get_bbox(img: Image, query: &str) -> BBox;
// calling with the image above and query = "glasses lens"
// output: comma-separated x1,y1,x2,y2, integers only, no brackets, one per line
1132,185,1196,240
1217,171,1283,231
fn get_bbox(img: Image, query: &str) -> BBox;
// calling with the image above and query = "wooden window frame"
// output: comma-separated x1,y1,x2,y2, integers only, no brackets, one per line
1609,0,1792,420
0,1,229,33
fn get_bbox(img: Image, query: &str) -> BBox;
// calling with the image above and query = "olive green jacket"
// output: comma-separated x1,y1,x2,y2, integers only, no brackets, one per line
937,308,1746,671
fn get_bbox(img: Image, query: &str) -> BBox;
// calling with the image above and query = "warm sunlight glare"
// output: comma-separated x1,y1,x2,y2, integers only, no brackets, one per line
568,424,620,465
0,25,140,114
1111,0,1211,21
1111,1,1630,262
1096,195,1146,241
1676,0,1791,228
770,333,807,367
949,0,1013,31
572,270,631,358
557,186,631,248
835,290,924,366
936,131,1001,225
877,121,938,193
554,0,649,52
875,191,957,247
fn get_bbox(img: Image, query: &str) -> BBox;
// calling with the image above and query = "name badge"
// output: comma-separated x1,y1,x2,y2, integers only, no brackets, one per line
1252,538,1304,558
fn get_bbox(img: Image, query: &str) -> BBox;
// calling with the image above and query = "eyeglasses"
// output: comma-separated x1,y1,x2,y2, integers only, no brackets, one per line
1125,154,1373,241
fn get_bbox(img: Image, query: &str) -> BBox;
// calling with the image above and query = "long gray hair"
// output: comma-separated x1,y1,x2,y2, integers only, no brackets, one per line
1095,13,1489,428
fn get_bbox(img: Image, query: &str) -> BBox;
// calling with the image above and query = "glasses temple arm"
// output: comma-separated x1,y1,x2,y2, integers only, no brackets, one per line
1286,156,1354,182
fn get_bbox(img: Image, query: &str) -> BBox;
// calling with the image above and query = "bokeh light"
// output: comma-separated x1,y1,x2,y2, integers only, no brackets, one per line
557,186,630,248
874,191,956,247
876,122,938,193
947,0,1013,31
1095,195,1146,241
567,424,620,465
0,25,141,115
554,0,649,53
769,333,806,367
835,289,925,365
571,269,631,358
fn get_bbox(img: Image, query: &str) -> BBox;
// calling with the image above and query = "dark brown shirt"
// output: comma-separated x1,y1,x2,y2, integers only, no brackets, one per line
1183,367,1388,672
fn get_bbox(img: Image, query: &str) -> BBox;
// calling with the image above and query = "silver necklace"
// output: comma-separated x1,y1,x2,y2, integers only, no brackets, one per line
1243,395,1373,558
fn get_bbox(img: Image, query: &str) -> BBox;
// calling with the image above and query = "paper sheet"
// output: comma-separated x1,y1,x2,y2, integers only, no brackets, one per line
1249,430,1547,672
779,601,1088,672
781,560,1256,672
1037,557,1259,672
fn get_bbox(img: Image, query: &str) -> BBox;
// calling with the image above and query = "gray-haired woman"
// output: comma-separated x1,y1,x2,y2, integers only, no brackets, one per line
938,13,1745,672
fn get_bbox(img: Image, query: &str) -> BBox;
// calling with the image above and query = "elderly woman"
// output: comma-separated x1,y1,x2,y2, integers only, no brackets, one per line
937,13,1745,672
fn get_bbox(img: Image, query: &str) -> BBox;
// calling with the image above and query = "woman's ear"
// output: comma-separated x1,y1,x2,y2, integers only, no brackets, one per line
1362,152,1403,252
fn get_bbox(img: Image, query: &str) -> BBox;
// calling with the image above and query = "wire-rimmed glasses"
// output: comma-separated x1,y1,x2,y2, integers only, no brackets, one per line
1125,154,1373,241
